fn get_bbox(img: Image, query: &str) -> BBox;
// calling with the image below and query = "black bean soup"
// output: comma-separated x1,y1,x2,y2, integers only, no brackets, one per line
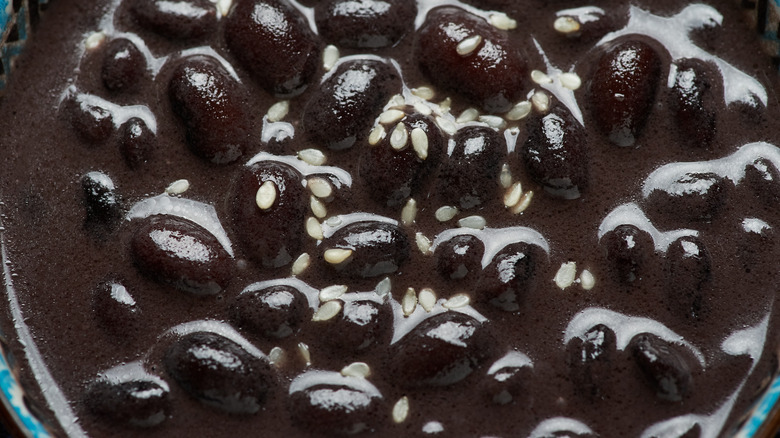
0,0,778,437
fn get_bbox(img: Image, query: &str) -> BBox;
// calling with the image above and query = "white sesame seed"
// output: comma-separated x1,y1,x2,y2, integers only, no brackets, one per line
413,102,433,116
312,300,342,321
323,45,340,71
401,198,418,226
268,346,284,365
411,86,435,100
390,123,409,150
411,127,429,160
85,31,106,50
532,91,550,113
341,362,371,378
506,101,533,121
435,206,459,222
325,216,343,227
554,262,577,290
456,108,480,124
369,125,386,146
256,180,277,210
511,190,534,214
380,109,406,125
554,16,581,34
458,215,486,230
291,253,311,276
165,179,190,195
267,100,290,123
319,284,348,302
402,287,417,316
388,94,406,107
297,342,312,366
435,116,457,136
456,35,483,56
297,148,327,166
418,288,436,312
531,70,553,85
376,277,392,297
306,217,324,240
438,97,452,113
500,164,513,188
579,269,595,290
489,12,517,30
504,182,523,208
442,293,470,309
216,0,232,16
324,248,353,264
559,72,582,90
478,115,506,129
308,177,333,198
392,396,410,424
310,195,327,219
415,232,432,255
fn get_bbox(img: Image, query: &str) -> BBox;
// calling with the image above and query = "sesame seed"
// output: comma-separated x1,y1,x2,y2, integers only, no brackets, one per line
418,288,436,312
312,300,342,321
319,284,348,302
392,396,410,424
402,287,417,316
531,70,553,84
456,108,480,124
456,35,483,56
216,0,232,16
554,16,581,34
323,45,340,71
324,248,353,264
506,101,533,121
341,362,371,378
380,109,406,125
369,125,386,146
458,215,486,230
306,217,324,240
438,97,452,113
297,342,312,366
411,127,429,160
532,91,550,113
580,269,596,290
489,12,517,30
256,180,277,210
511,190,534,214
500,164,513,188
85,31,106,50
413,102,433,116
376,277,392,297
308,177,333,198
479,115,506,129
435,116,457,136
291,253,311,276
559,72,582,90
442,293,470,309
554,262,577,290
297,148,327,166
325,216,343,227
401,198,418,226
390,123,409,150
165,179,190,195
411,86,435,100
310,195,327,219
266,100,290,122
504,182,523,208
388,94,406,108
435,206,459,222
268,346,284,365
415,232,432,255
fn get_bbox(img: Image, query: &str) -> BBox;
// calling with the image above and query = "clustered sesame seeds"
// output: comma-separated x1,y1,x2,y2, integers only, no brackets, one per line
553,262,597,291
